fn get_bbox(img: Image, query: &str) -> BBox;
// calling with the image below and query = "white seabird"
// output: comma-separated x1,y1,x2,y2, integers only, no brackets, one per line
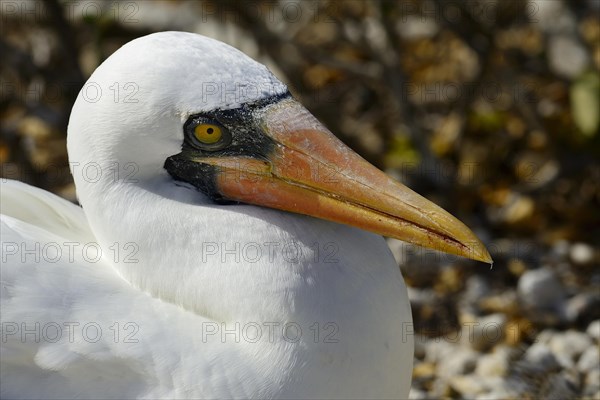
0,32,491,399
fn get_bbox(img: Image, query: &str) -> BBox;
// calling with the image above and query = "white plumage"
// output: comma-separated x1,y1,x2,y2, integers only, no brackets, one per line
1,32,414,399
2,31,491,399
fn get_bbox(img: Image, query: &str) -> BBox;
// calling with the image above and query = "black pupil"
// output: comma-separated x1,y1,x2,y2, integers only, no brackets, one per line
207,127,214,134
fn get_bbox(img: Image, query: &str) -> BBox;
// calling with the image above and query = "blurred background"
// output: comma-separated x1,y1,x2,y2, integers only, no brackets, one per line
1,1,599,399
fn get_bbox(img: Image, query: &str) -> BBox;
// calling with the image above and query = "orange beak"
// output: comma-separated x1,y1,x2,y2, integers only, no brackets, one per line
193,98,491,263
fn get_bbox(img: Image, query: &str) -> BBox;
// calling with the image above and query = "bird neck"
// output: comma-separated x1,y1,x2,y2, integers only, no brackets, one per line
77,173,406,329
77,173,327,322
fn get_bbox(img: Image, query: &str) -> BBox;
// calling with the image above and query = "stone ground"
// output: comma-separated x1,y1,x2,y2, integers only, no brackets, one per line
387,239,599,399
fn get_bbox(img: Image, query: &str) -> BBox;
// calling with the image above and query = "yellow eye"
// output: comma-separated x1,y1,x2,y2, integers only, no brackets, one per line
194,124,222,144
185,118,231,151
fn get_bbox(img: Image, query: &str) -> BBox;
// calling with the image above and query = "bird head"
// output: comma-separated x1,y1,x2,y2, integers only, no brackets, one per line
68,31,491,263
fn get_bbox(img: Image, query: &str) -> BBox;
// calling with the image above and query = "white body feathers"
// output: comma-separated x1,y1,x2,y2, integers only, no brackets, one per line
0,32,413,399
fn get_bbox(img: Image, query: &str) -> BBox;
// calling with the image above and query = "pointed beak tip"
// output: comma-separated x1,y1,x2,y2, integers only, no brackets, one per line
474,244,493,265
453,225,493,265
461,222,492,264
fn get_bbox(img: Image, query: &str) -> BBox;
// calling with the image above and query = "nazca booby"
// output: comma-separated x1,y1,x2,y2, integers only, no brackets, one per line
0,32,491,399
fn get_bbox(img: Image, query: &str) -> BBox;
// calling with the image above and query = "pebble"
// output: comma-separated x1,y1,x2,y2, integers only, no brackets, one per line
548,35,590,78
485,376,513,394
478,389,514,400
407,388,428,399
588,320,600,341
397,16,439,39
475,346,514,377
535,329,557,345
388,240,440,284
406,287,436,305
462,275,489,304
436,347,479,379
448,376,510,398
461,313,506,351
475,352,507,377
524,342,561,371
424,339,456,364
412,361,436,380
413,334,428,360
518,268,566,311
540,371,579,399
476,377,515,399
570,242,595,265
504,317,535,345
565,292,600,323
448,374,488,396
584,368,600,397
430,378,452,398
551,240,571,260
549,330,593,366
578,346,600,373
479,291,519,315
533,0,577,34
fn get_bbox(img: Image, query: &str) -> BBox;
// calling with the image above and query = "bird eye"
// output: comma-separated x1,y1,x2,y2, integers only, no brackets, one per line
195,124,222,144
185,118,231,151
